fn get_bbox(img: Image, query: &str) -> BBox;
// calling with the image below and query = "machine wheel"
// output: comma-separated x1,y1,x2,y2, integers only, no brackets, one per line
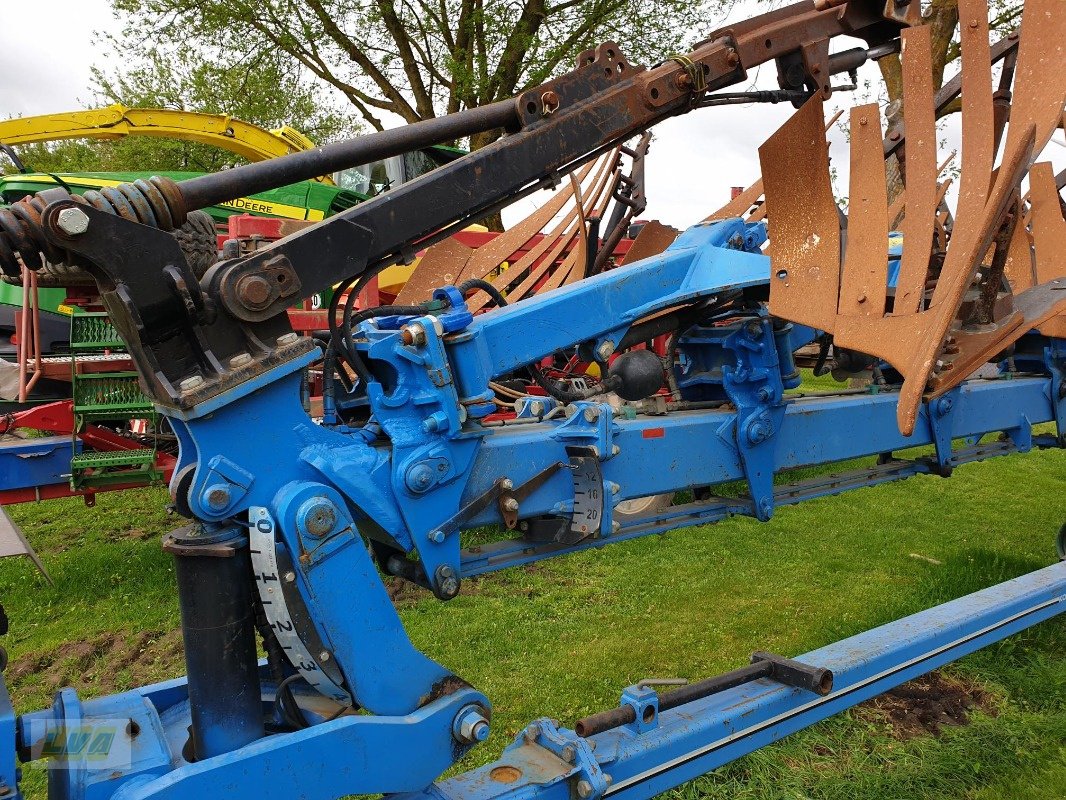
1057,522,1066,561
0,209,218,285
614,493,673,520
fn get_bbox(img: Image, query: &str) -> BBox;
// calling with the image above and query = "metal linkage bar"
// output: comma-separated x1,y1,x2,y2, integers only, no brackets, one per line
12,1,912,411
574,653,833,737
457,376,1056,576
405,559,1066,800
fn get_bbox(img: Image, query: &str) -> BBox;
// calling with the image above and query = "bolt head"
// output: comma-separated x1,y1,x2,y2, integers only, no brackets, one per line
540,91,561,116
229,352,253,368
504,497,520,512
501,478,514,491
277,332,299,346
237,275,273,308
402,323,427,347
406,463,435,493
283,571,296,583
178,375,205,392
56,207,90,236
562,744,576,762
204,484,232,511
302,501,337,537
583,408,599,423
577,780,594,799
318,650,331,662
428,529,446,544
596,340,616,361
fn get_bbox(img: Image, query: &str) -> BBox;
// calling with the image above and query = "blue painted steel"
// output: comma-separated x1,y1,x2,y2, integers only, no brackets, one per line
0,436,82,492
0,675,18,800
448,219,769,383
399,560,1066,800
16,672,486,800
6,218,1064,800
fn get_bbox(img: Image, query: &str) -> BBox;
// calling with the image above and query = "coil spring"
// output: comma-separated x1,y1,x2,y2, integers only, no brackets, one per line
0,175,186,278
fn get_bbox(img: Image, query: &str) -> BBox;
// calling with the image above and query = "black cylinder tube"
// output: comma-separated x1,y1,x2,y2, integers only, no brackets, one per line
177,101,519,212
165,525,265,760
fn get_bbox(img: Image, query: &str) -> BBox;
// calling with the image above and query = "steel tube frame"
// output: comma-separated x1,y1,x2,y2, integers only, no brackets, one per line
405,559,1066,800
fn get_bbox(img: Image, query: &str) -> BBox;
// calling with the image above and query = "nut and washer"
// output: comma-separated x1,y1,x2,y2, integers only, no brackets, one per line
401,324,427,347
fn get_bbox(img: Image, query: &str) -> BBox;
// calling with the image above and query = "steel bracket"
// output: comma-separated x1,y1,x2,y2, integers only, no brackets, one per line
621,685,660,735
924,385,962,472
721,315,787,521
551,402,619,460
504,719,611,800
1046,340,1066,443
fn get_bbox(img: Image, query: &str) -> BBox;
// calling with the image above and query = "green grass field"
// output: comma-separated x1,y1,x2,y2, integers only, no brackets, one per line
2,428,1064,799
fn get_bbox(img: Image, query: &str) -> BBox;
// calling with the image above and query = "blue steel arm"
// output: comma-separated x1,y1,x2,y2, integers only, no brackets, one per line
10,219,1063,800
158,218,1064,707
447,219,769,384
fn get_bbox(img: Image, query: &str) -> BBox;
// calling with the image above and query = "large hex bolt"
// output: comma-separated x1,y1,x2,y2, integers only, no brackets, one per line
595,340,616,361
405,462,435,493
452,705,490,744
203,484,232,512
235,274,274,310
746,418,772,445
56,207,90,236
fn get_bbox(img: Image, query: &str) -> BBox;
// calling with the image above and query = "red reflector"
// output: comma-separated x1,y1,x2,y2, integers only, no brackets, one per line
642,428,665,439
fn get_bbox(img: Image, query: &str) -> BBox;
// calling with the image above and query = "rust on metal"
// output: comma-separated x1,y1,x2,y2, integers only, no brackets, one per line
468,147,620,310
1027,161,1066,337
838,104,889,318
620,221,680,265
703,179,763,222
394,154,614,308
761,0,1066,436
760,95,840,334
393,237,474,305
458,159,601,284
893,25,938,315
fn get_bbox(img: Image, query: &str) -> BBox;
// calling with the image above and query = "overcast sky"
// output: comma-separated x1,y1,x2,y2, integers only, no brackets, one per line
2,1,1063,230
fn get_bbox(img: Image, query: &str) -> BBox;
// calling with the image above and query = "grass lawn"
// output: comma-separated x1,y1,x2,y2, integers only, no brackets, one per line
2,424,1064,799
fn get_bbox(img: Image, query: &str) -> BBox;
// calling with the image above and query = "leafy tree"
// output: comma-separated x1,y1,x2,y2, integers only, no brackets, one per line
106,0,716,150
5,46,352,176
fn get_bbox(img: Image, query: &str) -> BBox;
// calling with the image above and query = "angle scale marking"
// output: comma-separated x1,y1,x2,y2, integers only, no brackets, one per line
248,506,353,706
569,455,604,537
